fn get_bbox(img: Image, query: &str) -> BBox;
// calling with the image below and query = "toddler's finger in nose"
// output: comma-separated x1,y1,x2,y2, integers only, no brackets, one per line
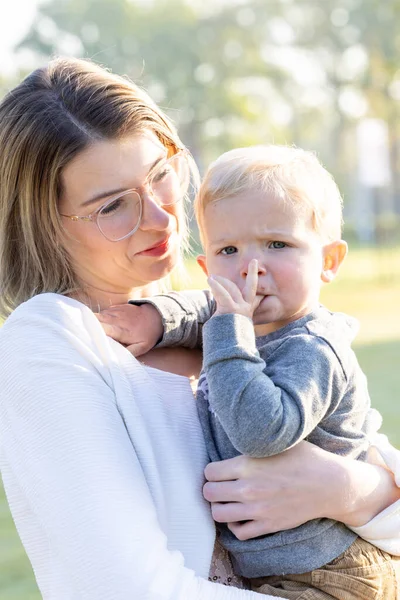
249,258,258,272
243,259,259,302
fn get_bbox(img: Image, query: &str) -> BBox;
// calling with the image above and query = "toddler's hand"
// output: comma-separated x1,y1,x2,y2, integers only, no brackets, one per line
95,303,163,356
208,259,262,320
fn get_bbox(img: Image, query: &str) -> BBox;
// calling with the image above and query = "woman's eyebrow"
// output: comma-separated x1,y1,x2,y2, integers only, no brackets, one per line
80,155,166,208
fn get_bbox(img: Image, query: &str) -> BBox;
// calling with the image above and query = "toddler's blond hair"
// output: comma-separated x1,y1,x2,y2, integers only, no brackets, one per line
195,145,343,243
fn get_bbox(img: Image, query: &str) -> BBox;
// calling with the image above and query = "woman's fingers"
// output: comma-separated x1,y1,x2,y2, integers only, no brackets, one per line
204,455,247,482
215,445,377,537
210,502,253,524
228,519,273,541
204,449,338,537
203,479,244,503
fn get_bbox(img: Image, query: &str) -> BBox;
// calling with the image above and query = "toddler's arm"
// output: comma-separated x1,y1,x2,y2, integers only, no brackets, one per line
97,289,215,355
196,261,366,458
97,257,259,352
133,289,215,349
202,312,349,457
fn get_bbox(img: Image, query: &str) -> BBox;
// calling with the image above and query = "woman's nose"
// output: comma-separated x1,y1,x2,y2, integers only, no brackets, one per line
139,192,172,231
240,260,267,279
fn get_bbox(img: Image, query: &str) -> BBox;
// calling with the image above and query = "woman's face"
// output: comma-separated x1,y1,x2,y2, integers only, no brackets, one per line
59,132,183,301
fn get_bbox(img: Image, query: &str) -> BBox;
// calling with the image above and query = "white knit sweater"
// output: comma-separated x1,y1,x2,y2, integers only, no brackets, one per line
0,294,399,599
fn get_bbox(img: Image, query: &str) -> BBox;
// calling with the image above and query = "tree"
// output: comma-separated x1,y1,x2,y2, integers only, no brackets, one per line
18,0,288,167
17,0,400,231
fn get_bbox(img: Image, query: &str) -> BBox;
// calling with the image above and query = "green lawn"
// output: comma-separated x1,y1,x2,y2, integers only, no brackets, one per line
1,246,399,598
0,485,41,599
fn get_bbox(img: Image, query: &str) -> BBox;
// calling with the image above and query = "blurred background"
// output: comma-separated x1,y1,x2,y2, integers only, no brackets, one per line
0,0,399,597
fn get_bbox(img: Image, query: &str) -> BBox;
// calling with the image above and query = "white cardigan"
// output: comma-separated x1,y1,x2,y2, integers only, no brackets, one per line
0,294,399,599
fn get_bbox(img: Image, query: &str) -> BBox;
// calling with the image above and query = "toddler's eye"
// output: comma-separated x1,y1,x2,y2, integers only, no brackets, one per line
221,246,237,255
269,241,287,249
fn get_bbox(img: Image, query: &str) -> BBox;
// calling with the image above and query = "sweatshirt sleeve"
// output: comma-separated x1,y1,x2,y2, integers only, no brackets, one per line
202,313,346,457
0,295,270,600
349,433,400,556
130,289,215,349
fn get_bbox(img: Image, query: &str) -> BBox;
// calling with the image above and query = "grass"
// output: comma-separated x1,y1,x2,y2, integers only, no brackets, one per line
0,485,41,599
1,245,399,598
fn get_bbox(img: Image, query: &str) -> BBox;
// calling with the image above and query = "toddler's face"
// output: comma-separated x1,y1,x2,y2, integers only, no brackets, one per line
198,190,341,334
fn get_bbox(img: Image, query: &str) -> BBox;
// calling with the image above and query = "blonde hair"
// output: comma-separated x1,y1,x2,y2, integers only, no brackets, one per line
0,57,195,318
195,145,343,244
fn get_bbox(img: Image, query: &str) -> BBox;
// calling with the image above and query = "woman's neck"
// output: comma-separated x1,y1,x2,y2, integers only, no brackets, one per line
71,281,161,311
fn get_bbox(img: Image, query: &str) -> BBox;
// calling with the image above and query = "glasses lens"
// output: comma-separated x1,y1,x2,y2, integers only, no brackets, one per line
149,153,190,206
97,191,142,241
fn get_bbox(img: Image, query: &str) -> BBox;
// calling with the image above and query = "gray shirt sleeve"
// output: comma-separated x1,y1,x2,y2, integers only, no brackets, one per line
130,290,215,349
202,313,347,457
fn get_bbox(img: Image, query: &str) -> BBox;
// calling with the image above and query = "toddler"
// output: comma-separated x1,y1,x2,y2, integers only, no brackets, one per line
100,145,400,599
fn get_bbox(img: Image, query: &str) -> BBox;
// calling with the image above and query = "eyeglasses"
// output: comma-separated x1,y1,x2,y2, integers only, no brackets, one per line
60,150,190,242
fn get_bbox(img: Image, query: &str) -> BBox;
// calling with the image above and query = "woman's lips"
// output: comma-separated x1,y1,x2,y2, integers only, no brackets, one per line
137,234,173,257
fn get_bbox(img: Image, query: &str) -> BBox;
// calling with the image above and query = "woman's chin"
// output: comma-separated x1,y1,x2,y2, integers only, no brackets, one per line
146,249,180,282
162,237,181,273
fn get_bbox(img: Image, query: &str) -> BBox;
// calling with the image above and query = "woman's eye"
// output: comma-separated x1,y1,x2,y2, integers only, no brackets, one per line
269,241,287,249
152,166,171,183
100,198,123,216
220,246,237,255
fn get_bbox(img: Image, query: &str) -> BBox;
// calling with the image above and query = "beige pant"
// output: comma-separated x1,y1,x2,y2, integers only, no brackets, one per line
251,537,400,600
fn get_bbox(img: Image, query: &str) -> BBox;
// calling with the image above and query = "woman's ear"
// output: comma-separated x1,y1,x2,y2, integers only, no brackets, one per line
196,254,209,277
321,240,348,283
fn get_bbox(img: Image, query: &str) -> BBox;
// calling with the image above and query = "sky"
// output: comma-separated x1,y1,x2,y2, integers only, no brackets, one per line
0,0,42,74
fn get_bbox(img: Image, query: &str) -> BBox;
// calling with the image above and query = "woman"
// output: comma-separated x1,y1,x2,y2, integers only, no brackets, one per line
0,57,398,600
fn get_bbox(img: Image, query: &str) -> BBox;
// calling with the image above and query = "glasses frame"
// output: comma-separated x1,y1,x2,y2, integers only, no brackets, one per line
60,149,190,242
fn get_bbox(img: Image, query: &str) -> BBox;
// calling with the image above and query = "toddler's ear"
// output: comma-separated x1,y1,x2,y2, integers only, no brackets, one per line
196,254,209,276
321,240,347,283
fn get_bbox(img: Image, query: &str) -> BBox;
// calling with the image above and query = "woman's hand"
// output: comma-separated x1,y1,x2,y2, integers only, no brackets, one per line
203,441,400,541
